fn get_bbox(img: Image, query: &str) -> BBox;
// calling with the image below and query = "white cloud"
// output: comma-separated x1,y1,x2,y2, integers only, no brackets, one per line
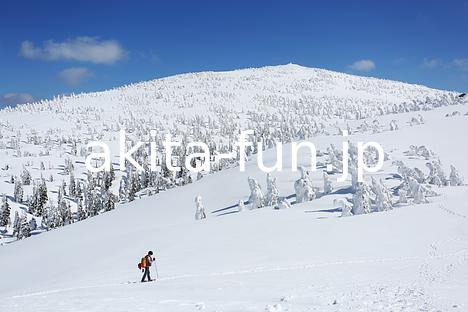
349,59,376,72
20,37,127,64
421,58,441,69
59,67,93,86
453,58,468,72
0,93,35,106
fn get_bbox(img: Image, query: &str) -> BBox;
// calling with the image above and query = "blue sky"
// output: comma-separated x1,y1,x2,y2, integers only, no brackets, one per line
1,0,467,107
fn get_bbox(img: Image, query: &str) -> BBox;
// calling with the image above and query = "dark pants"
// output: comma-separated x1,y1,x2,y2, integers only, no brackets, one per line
141,267,151,282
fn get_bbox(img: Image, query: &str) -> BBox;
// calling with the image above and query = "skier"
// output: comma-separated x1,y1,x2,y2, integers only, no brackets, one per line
140,251,155,282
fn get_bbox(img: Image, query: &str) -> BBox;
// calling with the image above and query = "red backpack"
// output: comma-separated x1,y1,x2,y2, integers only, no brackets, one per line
137,256,147,270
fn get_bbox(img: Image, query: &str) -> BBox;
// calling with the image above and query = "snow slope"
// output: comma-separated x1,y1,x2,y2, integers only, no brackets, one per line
1,104,468,311
0,65,467,311
0,64,462,243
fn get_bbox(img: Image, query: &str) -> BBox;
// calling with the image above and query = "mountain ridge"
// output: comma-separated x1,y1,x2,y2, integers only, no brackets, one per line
1,63,459,114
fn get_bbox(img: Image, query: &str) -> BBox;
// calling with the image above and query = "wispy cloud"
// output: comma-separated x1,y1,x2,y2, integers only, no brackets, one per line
392,57,406,65
20,37,127,64
453,58,468,72
59,67,93,86
421,58,442,69
0,93,35,106
348,59,376,72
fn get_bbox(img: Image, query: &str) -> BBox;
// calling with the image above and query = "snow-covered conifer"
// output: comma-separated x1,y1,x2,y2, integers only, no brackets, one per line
265,173,279,208
29,217,37,231
352,182,371,215
197,172,203,181
398,189,408,204
238,200,245,212
294,167,315,204
103,190,116,212
14,178,23,203
69,173,76,198
323,171,333,194
248,177,264,209
21,168,31,185
407,177,428,204
371,177,393,212
12,211,20,237
276,197,292,209
0,195,11,227
449,165,463,186
426,161,446,186
334,198,353,217
194,195,206,220
18,215,30,239
389,120,399,131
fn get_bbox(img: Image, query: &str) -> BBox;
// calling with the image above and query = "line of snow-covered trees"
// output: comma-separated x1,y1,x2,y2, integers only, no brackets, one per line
193,143,464,221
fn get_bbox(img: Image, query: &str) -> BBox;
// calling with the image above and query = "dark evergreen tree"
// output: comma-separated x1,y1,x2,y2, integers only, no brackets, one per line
29,217,37,231
19,215,31,239
77,198,87,221
14,178,23,203
103,190,116,212
21,168,32,185
0,195,11,227
34,180,48,217
12,211,20,237
69,173,76,198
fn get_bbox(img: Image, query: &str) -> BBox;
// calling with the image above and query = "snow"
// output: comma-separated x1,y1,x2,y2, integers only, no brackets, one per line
0,65,467,311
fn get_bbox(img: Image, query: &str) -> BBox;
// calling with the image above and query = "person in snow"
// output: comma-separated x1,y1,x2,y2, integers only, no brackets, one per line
141,251,155,282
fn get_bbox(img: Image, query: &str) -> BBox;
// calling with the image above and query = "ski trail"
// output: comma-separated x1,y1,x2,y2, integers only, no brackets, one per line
10,247,468,300
438,204,467,219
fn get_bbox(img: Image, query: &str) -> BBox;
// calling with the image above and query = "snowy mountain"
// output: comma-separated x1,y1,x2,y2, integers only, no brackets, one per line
0,64,467,311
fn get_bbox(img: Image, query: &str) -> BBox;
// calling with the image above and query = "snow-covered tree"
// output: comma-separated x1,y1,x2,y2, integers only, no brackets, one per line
103,190,116,212
118,179,127,202
238,200,245,212
77,198,87,221
276,197,292,209
12,211,21,237
449,165,464,186
371,178,393,212
14,179,23,203
0,195,11,227
352,182,371,215
398,188,408,204
389,120,399,131
18,214,31,239
350,163,358,192
326,145,342,173
197,172,203,181
34,179,48,217
21,168,32,185
248,177,264,209
323,171,333,194
294,167,315,204
334,198,353,217
69,173,76,198
194,195,206,220
127,172,139,202
103,166,115,191
426,160,447,186
265,173,279,208
29,217,37,231
407,177,429,204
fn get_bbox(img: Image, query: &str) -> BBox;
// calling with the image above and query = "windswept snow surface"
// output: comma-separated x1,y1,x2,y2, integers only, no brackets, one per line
0,65,467,311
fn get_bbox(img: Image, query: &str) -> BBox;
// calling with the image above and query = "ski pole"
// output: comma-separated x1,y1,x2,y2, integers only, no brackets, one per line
154,261,159,279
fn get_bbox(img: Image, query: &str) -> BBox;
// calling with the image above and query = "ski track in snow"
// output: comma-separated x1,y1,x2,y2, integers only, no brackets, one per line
10,247,468,300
